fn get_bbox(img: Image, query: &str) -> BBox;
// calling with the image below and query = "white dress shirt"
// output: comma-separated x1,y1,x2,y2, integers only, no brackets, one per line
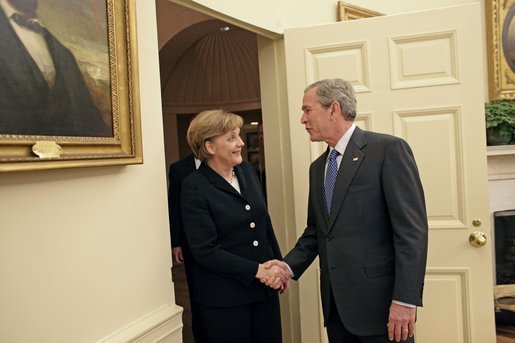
326,123,357,170
0,0,55,87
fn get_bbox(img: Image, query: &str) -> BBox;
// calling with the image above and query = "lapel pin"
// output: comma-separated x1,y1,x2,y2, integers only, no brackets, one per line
352,157,359,161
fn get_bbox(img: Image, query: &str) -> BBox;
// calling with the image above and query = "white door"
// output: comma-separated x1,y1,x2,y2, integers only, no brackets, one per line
283,4,496,342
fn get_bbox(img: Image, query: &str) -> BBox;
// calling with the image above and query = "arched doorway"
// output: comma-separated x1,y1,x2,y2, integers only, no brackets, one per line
156,2,265,341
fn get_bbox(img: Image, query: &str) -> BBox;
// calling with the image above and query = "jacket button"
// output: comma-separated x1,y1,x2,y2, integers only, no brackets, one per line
245,205,251,211
249,222,256,228
253,240,259,247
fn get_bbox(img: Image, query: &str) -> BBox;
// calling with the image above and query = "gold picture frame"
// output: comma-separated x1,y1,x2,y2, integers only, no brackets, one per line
0,0,142,172
337,1,383,21
486,0,515,100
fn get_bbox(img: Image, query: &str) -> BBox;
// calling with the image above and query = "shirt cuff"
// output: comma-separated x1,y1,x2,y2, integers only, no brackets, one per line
282,261,294,278
392,300,416,308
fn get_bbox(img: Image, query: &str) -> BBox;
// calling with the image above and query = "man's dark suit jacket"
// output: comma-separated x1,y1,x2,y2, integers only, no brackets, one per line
0,8,110,137
168,154,202,341
284,126,428,336
181,161,282,307
168,154,196,252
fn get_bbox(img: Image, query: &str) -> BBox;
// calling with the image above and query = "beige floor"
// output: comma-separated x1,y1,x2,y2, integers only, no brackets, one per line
498,324,515,343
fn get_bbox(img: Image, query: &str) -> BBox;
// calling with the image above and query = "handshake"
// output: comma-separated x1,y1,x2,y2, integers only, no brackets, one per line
256,259,292,293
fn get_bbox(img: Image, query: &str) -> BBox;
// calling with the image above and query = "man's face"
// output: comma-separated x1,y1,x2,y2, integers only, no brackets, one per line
301,88,332,142
8,0,38,17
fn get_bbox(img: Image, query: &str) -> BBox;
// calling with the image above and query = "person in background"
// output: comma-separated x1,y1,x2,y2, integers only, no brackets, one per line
181,109,286,343
168,153,202,341
265,78,428,343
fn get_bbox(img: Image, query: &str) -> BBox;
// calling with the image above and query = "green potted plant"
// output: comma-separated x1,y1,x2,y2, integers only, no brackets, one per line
485,100,515,145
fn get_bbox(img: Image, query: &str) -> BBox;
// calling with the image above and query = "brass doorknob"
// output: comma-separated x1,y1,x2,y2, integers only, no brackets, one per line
469,231,487,247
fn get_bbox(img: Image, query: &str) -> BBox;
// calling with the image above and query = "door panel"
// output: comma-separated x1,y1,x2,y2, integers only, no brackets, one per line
388,31,460,89
284,4,495,342
418,269,471,342
393,106,467,230
306,41,372,93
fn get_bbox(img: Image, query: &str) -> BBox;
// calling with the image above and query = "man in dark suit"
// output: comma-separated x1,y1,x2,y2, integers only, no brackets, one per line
167,154,201,341
169,154,198,264
267,78,428,342
0,0,110,137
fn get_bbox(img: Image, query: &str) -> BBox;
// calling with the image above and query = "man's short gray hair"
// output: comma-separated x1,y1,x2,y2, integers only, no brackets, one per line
304,79,357,121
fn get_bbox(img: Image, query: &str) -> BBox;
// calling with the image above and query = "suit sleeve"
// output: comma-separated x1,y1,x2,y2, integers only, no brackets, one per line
168,165,183,248
382,139,428,306
284,165,320,279
181,179,259,286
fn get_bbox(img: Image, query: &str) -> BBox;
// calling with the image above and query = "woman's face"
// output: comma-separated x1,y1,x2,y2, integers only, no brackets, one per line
206,127,244,168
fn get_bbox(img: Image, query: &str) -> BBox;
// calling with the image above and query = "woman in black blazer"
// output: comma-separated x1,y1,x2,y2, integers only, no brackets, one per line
180,109,286,343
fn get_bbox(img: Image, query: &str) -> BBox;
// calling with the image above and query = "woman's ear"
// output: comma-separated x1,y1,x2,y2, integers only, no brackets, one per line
204,139,215,156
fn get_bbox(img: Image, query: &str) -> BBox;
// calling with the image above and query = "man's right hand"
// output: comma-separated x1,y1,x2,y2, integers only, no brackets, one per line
172,247,184,264
262,259,292,292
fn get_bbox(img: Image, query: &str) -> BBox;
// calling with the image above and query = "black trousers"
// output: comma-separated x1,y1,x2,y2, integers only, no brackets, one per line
196,294,281,343
326,291,415,343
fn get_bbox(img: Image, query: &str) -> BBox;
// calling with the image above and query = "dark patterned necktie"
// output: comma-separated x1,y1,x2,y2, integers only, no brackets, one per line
11,13,45,34
324,149,339,216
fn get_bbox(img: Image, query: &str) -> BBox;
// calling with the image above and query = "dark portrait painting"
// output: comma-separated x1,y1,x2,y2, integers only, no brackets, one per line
0,0,112,137
502,3,515,74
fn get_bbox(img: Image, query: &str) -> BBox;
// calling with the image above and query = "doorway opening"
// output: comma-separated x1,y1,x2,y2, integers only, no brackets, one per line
156,2,267,341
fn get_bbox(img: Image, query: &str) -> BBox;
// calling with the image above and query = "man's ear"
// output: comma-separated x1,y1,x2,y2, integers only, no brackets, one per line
331,100,341,114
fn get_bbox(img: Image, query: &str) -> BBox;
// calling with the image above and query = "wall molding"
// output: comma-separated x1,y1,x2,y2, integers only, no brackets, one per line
96,305,183,343
487,146,515,180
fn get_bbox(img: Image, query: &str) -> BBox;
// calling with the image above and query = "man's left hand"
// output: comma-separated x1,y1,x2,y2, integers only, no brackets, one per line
387,302,416,342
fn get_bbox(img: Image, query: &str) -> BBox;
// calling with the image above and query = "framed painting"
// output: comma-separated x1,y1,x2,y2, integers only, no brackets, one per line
0,0,142,172
337,1,383,21
486,0,515,100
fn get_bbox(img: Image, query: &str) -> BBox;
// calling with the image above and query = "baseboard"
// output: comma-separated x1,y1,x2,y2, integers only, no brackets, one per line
96,304,184,343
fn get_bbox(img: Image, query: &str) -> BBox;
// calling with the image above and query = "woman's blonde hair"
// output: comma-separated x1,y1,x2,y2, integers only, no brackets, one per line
187,109,243,161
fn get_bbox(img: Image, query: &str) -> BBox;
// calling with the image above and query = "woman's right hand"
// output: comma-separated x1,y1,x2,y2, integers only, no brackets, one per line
256,263,289,291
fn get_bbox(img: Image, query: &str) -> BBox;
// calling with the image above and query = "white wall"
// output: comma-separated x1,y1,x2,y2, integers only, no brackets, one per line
342,0,480,17
187,0,336,33
489,179,515,214
190,0,479,33
187,0,488,101
0,1,181,342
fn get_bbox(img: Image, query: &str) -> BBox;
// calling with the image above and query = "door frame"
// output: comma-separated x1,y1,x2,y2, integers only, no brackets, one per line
166,1,301,341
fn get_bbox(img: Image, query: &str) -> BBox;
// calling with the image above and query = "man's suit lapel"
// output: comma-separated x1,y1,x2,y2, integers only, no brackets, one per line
184,155,196,175
327,127,367,232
